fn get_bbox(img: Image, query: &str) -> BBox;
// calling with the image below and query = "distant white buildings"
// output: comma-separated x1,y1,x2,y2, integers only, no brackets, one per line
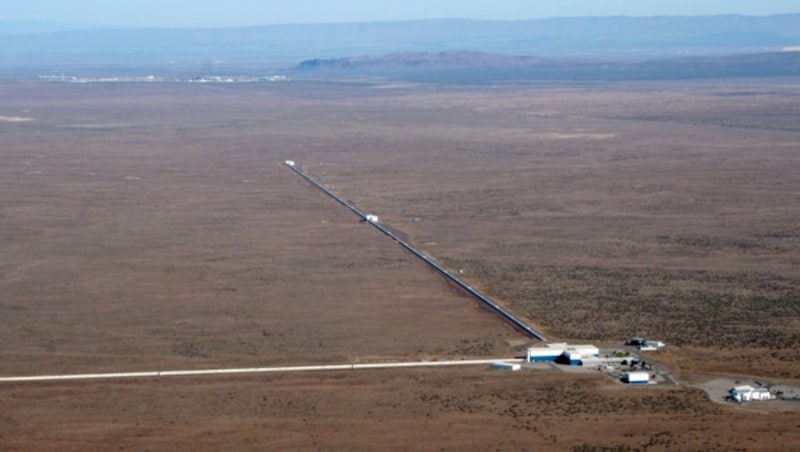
38,74,289,84
730,385,774,403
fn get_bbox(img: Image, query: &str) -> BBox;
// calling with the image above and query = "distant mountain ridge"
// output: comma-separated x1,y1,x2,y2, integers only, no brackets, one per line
296,51,555,70
293,50,800,82
2,15,799,75
0,21,100,34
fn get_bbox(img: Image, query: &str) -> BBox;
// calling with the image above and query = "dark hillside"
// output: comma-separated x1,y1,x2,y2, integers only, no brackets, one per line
293,50,800,83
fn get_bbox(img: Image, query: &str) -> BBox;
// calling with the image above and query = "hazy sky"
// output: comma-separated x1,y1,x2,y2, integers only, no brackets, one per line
3,0,799,28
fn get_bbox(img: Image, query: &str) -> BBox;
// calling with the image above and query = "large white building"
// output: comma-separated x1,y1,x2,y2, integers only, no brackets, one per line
526,343,600,365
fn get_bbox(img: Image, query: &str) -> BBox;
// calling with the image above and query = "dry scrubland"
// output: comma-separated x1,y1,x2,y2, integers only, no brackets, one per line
0,80,798,449
4,368,799,451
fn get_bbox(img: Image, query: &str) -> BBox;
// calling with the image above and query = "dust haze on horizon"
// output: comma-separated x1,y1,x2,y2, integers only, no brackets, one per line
3,0,800,31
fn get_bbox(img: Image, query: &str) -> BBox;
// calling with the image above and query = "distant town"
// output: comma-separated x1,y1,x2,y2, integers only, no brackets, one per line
36,74,290,84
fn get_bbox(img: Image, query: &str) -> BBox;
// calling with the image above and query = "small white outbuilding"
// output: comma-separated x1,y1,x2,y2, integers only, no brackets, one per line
729,385,774,403
625,371,650,385
639,341,665,351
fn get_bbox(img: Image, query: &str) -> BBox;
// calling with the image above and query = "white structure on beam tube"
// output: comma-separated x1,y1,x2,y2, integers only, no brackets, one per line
491,362,522,371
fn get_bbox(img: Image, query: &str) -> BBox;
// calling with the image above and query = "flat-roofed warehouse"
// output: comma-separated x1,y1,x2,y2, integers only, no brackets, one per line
526,343,599,365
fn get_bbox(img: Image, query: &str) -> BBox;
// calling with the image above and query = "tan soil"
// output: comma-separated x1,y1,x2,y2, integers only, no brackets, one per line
1,80,798,449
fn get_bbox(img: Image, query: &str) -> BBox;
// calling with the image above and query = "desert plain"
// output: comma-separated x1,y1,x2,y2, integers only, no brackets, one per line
0,79,798,450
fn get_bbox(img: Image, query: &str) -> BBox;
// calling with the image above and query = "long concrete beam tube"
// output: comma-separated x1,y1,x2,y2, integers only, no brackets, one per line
0,359,522,383
285,161,547,341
